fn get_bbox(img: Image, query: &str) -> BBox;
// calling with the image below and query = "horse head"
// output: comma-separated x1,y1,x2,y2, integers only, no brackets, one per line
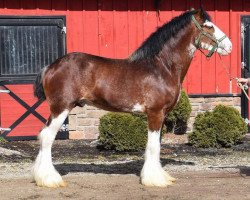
192,8,232,57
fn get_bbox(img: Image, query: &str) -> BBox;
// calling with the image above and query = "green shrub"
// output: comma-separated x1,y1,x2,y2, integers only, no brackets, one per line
212,105,247,147
98,112,148,151
188,105,247,148
165,90,192,134
188,112,217,148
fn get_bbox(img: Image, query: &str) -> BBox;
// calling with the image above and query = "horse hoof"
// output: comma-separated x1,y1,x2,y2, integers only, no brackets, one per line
34,170,67,188
36,179,67,188
169,177,177,182
140,168,176,187
164,172,177,182
141,178,174,187
141,172,176,187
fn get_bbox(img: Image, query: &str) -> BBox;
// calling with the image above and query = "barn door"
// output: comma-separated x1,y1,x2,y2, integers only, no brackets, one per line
0,16,68,140
241,16,250,130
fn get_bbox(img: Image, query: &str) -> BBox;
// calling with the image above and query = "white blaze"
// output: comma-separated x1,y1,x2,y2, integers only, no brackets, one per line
202,20,232,55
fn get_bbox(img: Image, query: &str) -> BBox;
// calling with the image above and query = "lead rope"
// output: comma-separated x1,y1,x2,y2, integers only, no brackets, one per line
237,79,250,101
218,54,250,101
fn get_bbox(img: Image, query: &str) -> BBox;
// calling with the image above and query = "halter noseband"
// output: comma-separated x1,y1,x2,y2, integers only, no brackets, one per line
191,15,226,58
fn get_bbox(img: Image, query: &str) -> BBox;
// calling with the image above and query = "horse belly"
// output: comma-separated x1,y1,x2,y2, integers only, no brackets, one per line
87,98,133,113
88,89,144,113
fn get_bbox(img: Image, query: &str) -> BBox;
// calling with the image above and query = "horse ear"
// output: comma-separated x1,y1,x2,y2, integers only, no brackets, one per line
189,7,199,16
200,6,205,14
197,6,211,22
195,7,204,17
190,7,198,13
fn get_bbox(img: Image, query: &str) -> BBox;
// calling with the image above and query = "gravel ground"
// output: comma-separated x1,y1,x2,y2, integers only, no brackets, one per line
0,134,249,177
0,134,249,199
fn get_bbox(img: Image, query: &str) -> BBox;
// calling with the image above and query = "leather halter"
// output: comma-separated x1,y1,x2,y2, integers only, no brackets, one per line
191,15,226,58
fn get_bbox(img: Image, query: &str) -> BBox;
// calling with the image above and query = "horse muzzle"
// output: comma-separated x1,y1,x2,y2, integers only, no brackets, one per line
217,38,232,55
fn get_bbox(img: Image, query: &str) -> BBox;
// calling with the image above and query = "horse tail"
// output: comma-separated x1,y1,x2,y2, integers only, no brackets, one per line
34,66,48,100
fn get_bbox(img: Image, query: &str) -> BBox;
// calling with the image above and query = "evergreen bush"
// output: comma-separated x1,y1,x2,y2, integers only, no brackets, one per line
98,112,147,151
212,105,247,147
188,112,217,148
188,105,247,148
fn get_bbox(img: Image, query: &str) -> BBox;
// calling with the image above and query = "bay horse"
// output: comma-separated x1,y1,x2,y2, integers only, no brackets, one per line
33,8,232,188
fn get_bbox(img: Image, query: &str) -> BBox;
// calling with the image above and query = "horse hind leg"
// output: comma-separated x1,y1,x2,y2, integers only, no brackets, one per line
33,109,69,188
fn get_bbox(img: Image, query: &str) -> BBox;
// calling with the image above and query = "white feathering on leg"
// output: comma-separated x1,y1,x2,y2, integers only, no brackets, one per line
141,130,176,187
33,110,69,188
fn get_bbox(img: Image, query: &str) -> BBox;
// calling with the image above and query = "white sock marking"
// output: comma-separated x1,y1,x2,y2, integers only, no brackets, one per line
141,130,175,187
33,109,69,187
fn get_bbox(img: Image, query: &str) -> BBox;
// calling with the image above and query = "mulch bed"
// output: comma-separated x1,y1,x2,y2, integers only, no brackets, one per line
0,133,249,163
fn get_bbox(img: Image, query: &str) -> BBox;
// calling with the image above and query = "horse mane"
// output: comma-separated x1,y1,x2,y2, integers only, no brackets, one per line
129,9,211,62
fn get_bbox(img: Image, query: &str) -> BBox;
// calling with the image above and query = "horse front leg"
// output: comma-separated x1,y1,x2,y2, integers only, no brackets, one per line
141,110,176,187
33,109,69,188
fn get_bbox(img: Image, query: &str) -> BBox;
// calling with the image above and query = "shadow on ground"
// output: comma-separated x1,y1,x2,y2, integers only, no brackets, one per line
209,166,250,178
240,166,250,177
55,158,195,176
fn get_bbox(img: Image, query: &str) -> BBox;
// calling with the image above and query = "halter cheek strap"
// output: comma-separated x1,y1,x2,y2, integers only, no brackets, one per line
191,15,227,58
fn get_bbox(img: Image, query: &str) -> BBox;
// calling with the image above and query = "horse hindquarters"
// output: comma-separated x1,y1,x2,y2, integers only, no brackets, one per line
33,110,69,188
33,58,82,187
141,110,176,187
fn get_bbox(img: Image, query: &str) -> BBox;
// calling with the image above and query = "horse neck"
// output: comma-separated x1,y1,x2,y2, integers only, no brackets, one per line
156,25,196,83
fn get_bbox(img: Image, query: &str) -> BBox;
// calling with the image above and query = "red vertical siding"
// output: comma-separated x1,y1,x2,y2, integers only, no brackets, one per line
83,0,99,54
67,0,84,52
215,0,231,93
128,0,144,55
230,0,243,94
52,0,67,14
186,0,202,94
113,0,129,58
143,0,158,41
200,1,217,94
99,0,114,57
21,0,37,13
4,0,21,11
0,0,249,95
36,0,51,14
157,0,172,26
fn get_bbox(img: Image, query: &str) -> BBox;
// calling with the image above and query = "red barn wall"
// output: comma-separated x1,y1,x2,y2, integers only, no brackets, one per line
0,0,249,95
